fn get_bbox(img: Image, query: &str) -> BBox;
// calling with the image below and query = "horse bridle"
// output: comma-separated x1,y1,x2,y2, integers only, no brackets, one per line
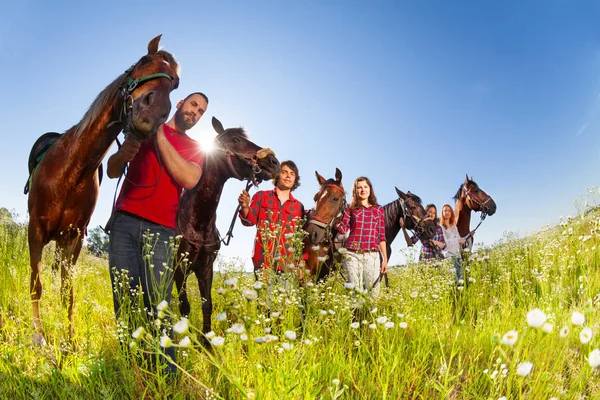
462,184,493,215
307,184,347,245
215,146,276,246
399,197,434,240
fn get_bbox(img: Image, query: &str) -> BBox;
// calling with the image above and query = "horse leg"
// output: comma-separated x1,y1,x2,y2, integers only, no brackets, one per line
60,237,83,340
175,240,195,317
28,224,46,346
195,249,216,335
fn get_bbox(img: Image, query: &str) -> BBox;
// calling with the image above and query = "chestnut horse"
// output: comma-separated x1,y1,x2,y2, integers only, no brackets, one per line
453,175,497,249
26,36,179,344
175,117,280,334
304,168,346,280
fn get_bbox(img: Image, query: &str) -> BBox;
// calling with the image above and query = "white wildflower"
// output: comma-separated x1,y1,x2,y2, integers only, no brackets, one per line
160,335,172,348
210,336,225,347
231,323,245,335
588,349,600,368
580,327,593,344
284,330,297,341
572,311,585,326
516,361,533,377
502,330,518,346
173,318,189,334
526,308,546,328
156,300,169,312
215,312,227,322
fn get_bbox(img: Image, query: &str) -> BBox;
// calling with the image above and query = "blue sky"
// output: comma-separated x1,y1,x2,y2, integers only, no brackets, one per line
1,1,599,269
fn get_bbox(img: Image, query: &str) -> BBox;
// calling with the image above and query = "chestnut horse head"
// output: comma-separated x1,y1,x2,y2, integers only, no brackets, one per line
115,34,180,139
26,35,179,345
304,168,346,280
453,175,496,242
453,175,497,216
305,168,346,246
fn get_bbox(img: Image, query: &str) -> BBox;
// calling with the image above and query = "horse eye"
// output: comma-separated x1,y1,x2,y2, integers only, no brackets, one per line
331,197,339,202
232,137,240,144
139,56,151,66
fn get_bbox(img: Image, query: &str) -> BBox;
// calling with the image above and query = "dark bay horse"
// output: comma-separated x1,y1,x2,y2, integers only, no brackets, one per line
26,35,179,344
453,175,497,249
383,188,438,258
304,168,346,281
175,117,280,334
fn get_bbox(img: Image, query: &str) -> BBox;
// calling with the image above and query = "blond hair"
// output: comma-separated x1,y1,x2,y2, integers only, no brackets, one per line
440,204,456,229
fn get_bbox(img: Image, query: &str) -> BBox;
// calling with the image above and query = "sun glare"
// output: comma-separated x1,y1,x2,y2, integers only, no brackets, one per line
189,126,216,153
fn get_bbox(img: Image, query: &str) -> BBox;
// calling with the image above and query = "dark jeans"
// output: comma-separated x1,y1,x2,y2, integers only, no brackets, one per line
108,211,177,372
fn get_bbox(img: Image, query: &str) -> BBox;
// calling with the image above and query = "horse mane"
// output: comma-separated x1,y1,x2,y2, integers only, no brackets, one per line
218,127,248,140
453,178,477,201
73,50,179,138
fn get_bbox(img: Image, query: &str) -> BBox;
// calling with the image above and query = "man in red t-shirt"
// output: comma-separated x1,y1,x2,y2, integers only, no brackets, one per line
238,160,305,280
106,92,208,373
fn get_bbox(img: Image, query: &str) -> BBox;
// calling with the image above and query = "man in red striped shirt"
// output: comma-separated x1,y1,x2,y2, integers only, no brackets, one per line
238,160,305,280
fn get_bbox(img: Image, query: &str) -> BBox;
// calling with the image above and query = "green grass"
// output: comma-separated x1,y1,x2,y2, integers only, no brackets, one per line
2,205,600,399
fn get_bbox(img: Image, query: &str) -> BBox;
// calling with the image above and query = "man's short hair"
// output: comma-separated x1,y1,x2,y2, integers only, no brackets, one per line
184,92,209,104
273,160,301,191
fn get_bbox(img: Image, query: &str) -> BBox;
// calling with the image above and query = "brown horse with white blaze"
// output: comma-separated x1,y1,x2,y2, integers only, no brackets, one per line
304,168,346,280
26,35,179,345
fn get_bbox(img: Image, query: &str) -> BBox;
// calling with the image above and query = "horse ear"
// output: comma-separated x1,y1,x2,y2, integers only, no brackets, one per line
335,168,342,184
465,174,470,185
148,35,162,54
395,187,407,199
315,171,326,185
212,117,226,135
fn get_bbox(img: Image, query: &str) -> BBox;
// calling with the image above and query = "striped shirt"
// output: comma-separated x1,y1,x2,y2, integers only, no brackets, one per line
337,205,386,251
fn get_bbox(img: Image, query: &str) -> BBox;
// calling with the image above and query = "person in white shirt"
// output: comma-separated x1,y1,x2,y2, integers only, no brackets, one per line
439,204,469,282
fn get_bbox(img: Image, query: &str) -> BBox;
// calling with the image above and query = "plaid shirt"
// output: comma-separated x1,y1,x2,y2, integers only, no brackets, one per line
411,225,445,260
239,188,304,269
337,205,386,251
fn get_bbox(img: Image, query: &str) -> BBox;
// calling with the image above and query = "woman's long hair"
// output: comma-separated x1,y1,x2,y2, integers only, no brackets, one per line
349,176,378,210
440,204,456,229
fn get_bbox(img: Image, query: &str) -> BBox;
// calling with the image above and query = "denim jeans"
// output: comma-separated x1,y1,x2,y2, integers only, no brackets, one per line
108,211,177,372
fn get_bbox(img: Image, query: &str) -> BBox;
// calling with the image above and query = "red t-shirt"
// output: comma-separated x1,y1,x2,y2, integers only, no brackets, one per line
117,124,204,229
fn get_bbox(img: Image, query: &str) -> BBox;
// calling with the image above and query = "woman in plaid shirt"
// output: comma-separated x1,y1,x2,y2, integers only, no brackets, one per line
337,177,388,299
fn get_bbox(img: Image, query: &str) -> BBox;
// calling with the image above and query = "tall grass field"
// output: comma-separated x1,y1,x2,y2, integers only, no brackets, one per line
1,194,600,399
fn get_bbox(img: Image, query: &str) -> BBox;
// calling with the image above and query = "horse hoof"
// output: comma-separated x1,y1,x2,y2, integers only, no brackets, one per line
32,332,47,346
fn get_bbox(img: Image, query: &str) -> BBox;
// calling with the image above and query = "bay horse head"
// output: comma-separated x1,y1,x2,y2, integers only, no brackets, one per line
210,117,280,182
118,35,180,139
306,168,346,245
454,175,497,216
395,187,437,241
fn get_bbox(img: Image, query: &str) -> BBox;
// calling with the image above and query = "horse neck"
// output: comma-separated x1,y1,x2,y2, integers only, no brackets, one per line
383,199,402,245
455,198,472,237
185,154,232,226
62,76,125,174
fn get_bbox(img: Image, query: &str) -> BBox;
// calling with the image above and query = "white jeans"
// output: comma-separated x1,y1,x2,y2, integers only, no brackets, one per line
343,251,382,299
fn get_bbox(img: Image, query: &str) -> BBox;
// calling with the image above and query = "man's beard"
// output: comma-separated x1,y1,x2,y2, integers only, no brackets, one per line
174,110,195,131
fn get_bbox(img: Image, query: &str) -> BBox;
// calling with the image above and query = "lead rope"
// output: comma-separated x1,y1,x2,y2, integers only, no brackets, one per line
217,179,253,246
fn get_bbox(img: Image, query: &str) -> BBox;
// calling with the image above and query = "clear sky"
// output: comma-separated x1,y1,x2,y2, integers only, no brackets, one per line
1,1,599,270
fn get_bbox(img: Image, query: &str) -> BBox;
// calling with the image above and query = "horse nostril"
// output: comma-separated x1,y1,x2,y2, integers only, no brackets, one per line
143,92,154,107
